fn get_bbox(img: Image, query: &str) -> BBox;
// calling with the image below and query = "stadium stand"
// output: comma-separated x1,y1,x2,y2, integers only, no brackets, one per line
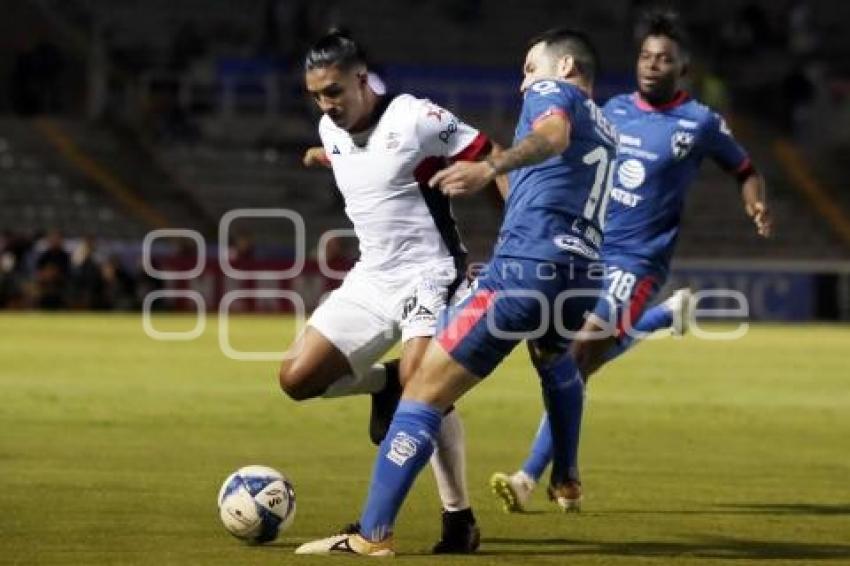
2,0,848,315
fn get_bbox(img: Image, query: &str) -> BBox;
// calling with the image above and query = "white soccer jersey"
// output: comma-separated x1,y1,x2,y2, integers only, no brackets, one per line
318,93,490,276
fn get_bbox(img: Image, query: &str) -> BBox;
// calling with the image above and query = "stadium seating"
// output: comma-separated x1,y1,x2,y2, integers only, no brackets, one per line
0,118,145,239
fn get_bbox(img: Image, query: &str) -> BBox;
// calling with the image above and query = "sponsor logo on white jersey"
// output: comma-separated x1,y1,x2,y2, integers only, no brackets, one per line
439,119,459,144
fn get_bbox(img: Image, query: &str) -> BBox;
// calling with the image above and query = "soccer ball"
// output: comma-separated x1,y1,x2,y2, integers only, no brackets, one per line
217,465,296,543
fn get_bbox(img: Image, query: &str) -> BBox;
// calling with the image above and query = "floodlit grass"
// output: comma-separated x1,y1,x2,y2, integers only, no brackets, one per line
1,313,849,565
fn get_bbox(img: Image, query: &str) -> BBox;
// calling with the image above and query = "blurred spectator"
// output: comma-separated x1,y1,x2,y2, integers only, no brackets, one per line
35,230,70,309
101,256,138,310
228,233,256,271
70,236,106,309
0,251,22,308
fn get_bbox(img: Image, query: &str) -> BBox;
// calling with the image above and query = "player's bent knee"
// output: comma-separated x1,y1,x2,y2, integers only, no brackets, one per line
277,362,320,401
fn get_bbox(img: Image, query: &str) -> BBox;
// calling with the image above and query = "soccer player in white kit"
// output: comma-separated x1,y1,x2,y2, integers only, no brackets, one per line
277,30,494,553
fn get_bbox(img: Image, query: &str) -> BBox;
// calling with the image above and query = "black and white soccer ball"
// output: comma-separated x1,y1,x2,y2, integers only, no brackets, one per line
217,465,296,543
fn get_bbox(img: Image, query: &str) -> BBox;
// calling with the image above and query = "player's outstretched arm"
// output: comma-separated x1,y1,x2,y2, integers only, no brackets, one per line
740,171,772,238
303,146,331,168
429,114,570,197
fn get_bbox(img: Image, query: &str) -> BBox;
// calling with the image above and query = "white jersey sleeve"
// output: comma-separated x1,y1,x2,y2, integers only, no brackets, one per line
413,99,490,161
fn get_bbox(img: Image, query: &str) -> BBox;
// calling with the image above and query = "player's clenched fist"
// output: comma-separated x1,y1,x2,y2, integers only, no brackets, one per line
747,201,773,238
303,146,331,168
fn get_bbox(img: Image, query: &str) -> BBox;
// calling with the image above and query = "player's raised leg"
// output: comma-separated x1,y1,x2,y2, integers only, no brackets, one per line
279,326,388,401
277,272,401,444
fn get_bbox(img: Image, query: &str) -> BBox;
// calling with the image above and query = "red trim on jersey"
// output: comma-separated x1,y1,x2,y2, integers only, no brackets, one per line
734,157,752,174
531,106,571,129
437,289,496,353
634,90,690,112
735,158,756,182
450,132,492,162
413,156,446,185
616,275,657,337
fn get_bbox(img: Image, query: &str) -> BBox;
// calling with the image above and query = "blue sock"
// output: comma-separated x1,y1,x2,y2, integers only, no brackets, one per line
359,400,442,541
520,413,552,481
535,353,584,485
635,303,673,334
602,303,674,364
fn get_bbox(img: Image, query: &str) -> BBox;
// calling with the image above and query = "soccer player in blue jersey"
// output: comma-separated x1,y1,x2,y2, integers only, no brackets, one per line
490,10,773,514
295,28,618,556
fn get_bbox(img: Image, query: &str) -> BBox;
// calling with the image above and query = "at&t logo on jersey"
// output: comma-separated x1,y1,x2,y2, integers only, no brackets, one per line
617,159,646,189
671,130,695,160
611,159,646,208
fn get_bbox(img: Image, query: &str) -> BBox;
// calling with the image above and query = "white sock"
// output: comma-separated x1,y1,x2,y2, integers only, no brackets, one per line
429,409,470,512
321,363,386,398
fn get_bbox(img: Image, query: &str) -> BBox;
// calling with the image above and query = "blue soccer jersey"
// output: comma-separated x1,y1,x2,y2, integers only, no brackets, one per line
496,79,617,265
602,91,751,271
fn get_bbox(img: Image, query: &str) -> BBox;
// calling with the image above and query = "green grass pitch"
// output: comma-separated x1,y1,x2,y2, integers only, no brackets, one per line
1,313,849,565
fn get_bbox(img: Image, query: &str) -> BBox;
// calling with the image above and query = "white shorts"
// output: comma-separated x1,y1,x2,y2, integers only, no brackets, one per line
307,260,464,378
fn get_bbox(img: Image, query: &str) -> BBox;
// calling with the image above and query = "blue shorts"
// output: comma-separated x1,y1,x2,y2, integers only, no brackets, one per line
591,255,665,338
435,256,602,378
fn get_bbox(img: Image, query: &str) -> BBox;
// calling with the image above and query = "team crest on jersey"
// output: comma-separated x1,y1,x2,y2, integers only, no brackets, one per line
670,130,695,160
332,145,341,155
387,431,419,467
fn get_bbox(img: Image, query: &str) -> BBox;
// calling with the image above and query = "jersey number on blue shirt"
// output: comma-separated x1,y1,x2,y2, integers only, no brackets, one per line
581,145,615,230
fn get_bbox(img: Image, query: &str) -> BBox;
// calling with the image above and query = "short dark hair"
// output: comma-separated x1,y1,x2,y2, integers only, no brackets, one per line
635,9,690,58
529,28,599,82
304,29,368,72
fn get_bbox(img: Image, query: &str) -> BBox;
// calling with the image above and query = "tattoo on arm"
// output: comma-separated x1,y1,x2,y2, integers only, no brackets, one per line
488,132,556,175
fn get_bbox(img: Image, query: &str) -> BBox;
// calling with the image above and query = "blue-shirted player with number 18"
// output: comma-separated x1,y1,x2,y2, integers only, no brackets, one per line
295,28,617,556
490,10,773,514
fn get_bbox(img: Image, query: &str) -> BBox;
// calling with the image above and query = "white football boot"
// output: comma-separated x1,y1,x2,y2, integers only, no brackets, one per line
295,532,394,557
489,470,536,513
664,287,693,337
